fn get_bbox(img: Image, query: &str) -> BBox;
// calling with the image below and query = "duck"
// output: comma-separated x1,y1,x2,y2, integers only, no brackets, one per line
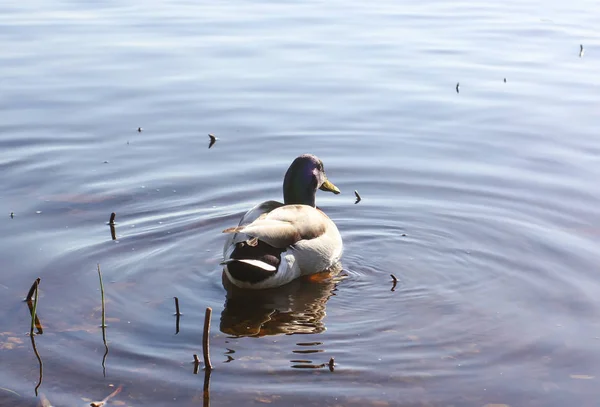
221,154,343,289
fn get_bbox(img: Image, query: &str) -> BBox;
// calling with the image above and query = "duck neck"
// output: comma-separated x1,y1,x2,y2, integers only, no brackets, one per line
283,172,317,207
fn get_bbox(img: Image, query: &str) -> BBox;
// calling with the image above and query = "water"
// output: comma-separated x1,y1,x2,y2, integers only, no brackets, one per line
2,0,600,405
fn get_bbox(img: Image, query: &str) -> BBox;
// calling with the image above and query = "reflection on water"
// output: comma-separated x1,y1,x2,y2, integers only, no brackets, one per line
220,264,343,337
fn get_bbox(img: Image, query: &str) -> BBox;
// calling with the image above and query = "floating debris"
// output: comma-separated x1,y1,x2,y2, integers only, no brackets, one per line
504,78,507,83
456,82,460,93
328,357,335,372
208,133,217,149
10,212,14,218
203,307,213,370
390,274,398,292
354,190,361,204
90,384,123,407
108,212,116,225
579,44,585,58
137,127,143,132
103,160,109,164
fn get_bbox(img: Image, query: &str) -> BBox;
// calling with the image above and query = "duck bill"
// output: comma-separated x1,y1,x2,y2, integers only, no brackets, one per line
319,179,340,194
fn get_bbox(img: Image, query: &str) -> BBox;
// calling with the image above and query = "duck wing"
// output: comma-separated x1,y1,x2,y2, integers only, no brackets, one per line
223,204,328,248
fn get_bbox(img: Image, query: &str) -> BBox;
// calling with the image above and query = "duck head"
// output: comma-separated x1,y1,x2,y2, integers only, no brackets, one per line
283,154,340,207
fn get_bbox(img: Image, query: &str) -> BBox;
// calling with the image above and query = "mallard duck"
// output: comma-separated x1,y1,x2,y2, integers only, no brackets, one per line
221,154,343,289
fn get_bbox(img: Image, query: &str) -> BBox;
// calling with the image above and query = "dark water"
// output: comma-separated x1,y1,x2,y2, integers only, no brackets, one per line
2,1,600,406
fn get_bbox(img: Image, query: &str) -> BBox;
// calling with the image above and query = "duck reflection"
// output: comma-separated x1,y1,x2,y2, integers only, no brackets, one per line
220,263,343,337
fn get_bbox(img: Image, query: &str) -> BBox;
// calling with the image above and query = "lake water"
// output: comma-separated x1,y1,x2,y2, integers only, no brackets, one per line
2,1,600,406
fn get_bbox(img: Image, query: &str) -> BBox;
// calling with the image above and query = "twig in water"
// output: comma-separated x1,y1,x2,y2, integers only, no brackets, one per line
174,297,181,334
26,299,43,335
97,264,106,328
109,212,116,225
390,274,398,292
202,307,213,371
30,279,39,336
193,354,200,375
25,277,41,302
174,297,181,316
208,134,217,149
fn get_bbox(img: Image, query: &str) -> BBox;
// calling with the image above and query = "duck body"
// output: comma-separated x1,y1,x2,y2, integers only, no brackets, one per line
222,154,343,289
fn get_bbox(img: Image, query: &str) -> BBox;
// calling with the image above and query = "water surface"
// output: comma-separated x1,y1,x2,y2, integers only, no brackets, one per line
1,1,600,406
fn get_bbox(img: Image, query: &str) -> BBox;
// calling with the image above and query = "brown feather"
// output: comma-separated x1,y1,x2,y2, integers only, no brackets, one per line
223,226,244,233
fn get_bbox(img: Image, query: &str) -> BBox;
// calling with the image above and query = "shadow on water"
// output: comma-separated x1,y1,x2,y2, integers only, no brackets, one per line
219,264,344,338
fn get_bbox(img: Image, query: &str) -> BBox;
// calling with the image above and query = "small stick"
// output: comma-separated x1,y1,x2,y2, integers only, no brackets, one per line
208,134,217,149
202,307,213,371
109,212,116,225
30,280,39,336
193,354,200,375
390,274,398,292
174,297,181,316
97,264,106,328
25,277,41,302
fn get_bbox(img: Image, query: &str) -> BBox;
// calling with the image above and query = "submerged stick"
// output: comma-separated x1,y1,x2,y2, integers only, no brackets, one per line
203,364,212,407
25,277,40,302
98,264,106,328
202,307,213,371
101,325,109,377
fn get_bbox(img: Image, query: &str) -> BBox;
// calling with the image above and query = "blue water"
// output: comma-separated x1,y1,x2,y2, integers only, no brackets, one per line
1,1,600,406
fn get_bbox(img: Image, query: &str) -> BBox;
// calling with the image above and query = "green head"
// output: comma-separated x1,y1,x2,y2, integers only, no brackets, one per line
283,154,340,206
